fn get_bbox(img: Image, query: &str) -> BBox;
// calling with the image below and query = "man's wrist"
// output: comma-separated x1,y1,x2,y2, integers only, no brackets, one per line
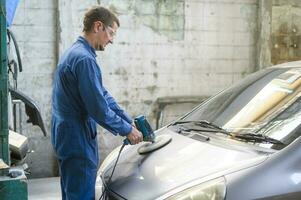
119,123,132,136
126,123,133,136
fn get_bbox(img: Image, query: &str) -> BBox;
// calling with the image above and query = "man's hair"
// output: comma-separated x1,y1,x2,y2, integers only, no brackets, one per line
83,6,120,32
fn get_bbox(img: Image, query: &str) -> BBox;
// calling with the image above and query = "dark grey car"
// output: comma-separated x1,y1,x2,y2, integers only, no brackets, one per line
97,61,301,200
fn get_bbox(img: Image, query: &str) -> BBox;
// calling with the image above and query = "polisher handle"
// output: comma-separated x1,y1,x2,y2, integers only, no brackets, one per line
123,138,131,145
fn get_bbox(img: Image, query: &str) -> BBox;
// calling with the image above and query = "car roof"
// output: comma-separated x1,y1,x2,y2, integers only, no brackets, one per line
270,60,301,69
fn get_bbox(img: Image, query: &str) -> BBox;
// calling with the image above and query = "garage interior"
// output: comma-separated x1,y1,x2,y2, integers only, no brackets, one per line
1,0,301,199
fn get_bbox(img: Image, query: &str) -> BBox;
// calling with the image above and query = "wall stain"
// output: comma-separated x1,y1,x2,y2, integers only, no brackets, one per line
140,0,185,40
123,91,129,97
271,4,301,64
114,67,128,81
119,100,130,107
146,85,158,94
144,100,153,105
114,67,126,75
151,60,158,67
107,0,185,41
241,5,257,32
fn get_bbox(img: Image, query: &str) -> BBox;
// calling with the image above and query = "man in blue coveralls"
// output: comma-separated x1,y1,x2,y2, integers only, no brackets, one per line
51,6,143,200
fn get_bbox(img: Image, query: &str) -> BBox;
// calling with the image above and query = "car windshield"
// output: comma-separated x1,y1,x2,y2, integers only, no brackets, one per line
178,67,301,150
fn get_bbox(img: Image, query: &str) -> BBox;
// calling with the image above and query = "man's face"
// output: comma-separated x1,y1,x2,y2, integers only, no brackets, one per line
94,21,118,51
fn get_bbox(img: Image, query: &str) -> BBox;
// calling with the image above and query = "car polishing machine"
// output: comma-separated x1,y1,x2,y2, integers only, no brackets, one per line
124,115,172,154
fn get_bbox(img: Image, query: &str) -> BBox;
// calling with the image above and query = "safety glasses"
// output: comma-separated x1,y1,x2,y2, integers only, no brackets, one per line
104,25,116,38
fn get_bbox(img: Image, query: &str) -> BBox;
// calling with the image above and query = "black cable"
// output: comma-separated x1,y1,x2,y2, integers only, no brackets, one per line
99,143,126,200
8,59,18,87
7,29,22,72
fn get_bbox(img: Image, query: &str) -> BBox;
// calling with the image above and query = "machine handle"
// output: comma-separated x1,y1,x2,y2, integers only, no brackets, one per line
123,138,131,145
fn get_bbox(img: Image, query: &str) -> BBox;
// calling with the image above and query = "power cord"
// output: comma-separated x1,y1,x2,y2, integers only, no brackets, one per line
99,143,126,200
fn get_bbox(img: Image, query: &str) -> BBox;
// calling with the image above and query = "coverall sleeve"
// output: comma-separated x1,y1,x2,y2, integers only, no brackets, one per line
76,57,132,136
102,87,133,124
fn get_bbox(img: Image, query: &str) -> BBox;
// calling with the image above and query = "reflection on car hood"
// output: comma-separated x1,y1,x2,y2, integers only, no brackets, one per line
103,128,268,200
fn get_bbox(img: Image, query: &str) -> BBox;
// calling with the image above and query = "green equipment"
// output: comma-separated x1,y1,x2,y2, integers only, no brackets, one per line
0,1,28,199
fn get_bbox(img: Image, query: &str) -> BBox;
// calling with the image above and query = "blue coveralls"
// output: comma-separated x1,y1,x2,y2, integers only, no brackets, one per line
51,36,133,200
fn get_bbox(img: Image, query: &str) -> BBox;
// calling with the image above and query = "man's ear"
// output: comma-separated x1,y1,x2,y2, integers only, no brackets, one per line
100,22,105,31
94,21,100,33
96,22,106,33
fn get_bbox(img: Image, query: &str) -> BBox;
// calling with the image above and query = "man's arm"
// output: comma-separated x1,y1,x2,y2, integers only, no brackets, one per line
76,57,133,136
102,87,133,124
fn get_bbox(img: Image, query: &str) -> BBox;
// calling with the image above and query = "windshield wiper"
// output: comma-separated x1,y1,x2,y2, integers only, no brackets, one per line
231,133,284,145
171,120,229,135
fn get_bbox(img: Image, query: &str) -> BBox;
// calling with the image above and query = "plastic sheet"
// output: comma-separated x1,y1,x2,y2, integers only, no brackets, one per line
6,0,20,27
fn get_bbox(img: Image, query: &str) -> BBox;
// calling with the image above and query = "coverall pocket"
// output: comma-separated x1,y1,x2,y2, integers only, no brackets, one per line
54,121,84,157
85,119,97,140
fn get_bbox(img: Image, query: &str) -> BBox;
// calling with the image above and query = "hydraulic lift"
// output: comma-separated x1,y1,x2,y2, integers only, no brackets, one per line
0,0,28,199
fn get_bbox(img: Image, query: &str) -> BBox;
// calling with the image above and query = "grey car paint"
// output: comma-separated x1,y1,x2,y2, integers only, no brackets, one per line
103,129,271,200
101,61,301,200
226,135,301,200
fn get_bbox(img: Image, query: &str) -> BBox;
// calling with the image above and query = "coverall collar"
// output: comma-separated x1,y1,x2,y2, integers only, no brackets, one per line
77,36,97,57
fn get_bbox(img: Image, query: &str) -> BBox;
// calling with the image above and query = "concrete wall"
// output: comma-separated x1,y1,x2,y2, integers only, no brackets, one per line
11,0,258,177
10,0,58,177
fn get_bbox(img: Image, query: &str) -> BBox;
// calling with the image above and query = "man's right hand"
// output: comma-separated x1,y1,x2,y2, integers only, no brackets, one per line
127,127,143,145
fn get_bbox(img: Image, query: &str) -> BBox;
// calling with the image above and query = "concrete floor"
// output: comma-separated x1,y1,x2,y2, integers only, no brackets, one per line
28,177,61,200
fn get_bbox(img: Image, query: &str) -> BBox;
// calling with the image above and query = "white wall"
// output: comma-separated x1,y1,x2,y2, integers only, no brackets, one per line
60,0,257,106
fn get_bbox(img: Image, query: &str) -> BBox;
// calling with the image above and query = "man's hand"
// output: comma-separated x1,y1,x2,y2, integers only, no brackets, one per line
127,127,143,145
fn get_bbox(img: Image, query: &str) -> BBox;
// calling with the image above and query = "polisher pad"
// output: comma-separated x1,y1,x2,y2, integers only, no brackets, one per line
137,134,172,154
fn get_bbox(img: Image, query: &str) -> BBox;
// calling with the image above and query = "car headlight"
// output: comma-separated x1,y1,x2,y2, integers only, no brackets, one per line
165,177,226,200
98,145,123,176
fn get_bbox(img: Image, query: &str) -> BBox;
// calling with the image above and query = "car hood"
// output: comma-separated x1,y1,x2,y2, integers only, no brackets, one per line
102,128,269,200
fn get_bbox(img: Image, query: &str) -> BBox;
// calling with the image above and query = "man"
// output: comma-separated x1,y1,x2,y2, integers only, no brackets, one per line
51,6,143,200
